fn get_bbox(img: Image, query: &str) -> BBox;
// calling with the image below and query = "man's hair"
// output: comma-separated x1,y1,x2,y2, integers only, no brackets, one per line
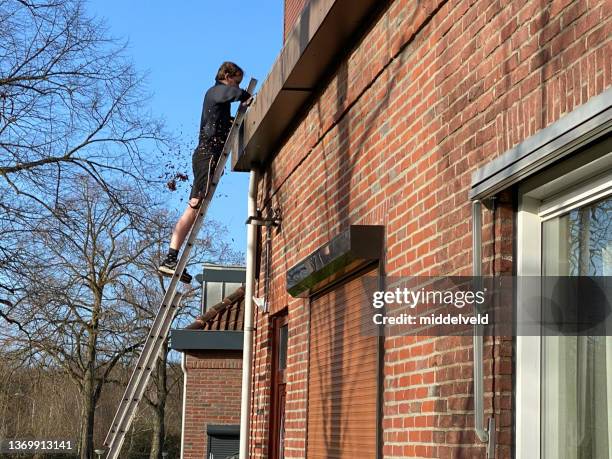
215,61,244,82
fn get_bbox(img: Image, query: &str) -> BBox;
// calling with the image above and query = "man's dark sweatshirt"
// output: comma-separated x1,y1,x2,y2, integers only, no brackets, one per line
197,81,251,152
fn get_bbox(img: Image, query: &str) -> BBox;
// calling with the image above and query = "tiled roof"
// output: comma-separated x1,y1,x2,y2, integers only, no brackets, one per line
185,286,245,331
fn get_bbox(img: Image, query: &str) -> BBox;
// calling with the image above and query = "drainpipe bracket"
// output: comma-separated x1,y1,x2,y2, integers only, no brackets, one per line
245,215,281,227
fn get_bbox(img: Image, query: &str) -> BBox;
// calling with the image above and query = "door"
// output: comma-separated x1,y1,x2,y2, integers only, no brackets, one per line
269,313,288,459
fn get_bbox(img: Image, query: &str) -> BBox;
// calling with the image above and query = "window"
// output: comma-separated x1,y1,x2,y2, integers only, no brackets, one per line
207,425,240,459
517,137,612,459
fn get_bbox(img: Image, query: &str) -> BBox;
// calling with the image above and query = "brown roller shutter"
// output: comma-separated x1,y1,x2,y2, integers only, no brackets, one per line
307,269,378,459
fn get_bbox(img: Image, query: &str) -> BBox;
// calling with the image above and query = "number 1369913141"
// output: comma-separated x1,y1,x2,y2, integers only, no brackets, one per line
2,439,75,453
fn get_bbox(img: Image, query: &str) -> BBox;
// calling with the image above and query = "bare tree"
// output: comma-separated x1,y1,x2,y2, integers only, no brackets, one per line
0,2,243,457
0,0,174,289
0,175,242,458
1,177,160,457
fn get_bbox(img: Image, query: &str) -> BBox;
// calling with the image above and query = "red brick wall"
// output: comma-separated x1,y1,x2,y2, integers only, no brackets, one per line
284,0,309,41
182,351,242,459
252,0,611,457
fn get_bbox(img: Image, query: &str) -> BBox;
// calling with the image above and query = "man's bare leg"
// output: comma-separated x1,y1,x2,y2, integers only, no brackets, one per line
158,197,201,282
169,197,201,251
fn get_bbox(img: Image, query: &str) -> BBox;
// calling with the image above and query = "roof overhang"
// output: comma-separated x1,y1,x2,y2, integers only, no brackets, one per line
232,0,390,171
169,330,243,351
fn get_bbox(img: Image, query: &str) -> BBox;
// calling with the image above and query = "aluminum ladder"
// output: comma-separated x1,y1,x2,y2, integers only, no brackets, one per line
102,78,257,459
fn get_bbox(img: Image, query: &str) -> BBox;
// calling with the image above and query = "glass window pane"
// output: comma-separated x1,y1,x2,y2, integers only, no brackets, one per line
541,197,612,459
205,282,223,312
225,282,243,296
279,324,288,370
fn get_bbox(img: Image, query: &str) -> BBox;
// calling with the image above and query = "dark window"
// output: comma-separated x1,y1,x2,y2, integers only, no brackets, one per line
207,425,239,459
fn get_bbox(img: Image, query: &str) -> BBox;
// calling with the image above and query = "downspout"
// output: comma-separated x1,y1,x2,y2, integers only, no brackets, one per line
472,200,496,457
180,352,187,459
239,168,259,459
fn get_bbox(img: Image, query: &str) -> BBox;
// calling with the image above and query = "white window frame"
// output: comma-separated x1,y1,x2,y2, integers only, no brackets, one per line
516,146,612,458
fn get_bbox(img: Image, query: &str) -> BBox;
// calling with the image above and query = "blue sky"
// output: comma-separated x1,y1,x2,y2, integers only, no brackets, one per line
86,1,283,252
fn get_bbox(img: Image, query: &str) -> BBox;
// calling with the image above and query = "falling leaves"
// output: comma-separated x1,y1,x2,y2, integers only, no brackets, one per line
166,172,189,192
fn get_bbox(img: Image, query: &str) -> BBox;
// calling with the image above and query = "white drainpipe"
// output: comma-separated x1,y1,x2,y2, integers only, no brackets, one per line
239,168,259,459
180,352,187,459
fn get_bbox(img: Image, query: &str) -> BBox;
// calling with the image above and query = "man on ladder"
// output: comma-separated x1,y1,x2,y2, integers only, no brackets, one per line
103,70,256,459
158,61,252,282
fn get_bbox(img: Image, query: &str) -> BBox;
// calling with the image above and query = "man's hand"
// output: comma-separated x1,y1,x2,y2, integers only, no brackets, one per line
241,95,255,107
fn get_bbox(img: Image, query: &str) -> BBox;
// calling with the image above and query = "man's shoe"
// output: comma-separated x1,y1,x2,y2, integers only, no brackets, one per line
158,254,177,275
158,255,192,284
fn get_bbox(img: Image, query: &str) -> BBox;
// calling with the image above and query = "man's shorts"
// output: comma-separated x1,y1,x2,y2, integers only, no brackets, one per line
190,148,221,200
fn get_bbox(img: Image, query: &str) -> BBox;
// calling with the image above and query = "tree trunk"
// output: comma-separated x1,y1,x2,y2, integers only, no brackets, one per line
149,341,168,459
149,406,165,459
81,302,100,459
79,372,95,459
